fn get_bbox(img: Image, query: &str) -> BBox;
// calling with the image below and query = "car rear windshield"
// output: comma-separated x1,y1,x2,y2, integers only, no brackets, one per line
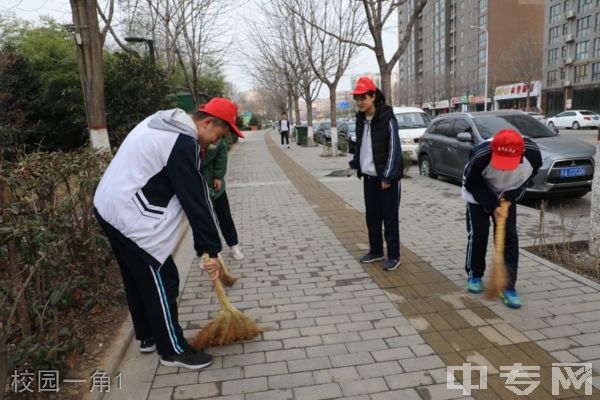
473,115,558,139
395,112,431,129
580,111,597,116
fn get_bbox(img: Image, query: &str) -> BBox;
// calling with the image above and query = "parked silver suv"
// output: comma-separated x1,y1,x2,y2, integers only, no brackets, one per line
417,111,595,197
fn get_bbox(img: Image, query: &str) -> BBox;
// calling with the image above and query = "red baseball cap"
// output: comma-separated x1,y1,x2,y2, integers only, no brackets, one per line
352,77,377,95
198,98,244,138
491,129,525,170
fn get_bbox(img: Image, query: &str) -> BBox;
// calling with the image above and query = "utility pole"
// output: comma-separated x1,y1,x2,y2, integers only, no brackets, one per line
69,0,110,150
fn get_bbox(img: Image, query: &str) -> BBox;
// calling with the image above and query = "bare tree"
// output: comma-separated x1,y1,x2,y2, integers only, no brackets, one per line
291,0,364,155
117,0,235,106
291,0,427,102
245,10,304,126
251,0,322,144
501,31,543,110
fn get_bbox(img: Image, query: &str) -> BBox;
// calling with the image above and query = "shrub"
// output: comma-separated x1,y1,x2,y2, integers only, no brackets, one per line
0,148,118,386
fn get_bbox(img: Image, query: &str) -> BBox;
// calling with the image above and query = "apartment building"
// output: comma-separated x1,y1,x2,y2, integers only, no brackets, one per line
543,0,600,116
397,0,544,114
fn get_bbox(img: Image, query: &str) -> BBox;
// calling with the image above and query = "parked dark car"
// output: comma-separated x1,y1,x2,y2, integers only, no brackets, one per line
417,110,596,197
315,121,332,144
338,121,356,153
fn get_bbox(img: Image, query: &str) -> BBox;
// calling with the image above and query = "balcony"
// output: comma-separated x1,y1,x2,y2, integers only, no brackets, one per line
564,57,574,65
564,33,575,42
563,80,572,86
565,10,576,19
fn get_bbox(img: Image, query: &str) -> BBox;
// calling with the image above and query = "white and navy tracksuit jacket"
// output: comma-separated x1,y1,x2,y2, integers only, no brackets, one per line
94,109,222,355
461,138,542,290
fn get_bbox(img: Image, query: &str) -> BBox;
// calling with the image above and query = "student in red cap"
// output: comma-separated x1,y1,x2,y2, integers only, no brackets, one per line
348,77,403,272
94,97,244,369
462,129,542,308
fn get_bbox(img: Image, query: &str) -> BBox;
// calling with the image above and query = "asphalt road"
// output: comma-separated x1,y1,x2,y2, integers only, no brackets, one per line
557,127,599,146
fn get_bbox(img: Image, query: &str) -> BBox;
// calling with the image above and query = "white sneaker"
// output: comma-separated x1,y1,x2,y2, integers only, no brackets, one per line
231,245,244,260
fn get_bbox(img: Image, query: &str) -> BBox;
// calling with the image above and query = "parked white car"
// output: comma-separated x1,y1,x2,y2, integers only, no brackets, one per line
526,112,545,123
393,106,432,161
546,110,600,130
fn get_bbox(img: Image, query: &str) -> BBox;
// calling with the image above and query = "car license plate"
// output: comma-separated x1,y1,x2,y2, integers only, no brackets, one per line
560,167,586,178
594,116,599,120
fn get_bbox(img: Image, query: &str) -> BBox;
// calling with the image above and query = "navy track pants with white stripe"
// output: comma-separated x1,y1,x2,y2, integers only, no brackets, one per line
465,202,519,290
95,210,187,356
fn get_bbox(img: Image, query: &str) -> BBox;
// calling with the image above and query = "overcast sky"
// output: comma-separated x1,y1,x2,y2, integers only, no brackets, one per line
3,0,400,98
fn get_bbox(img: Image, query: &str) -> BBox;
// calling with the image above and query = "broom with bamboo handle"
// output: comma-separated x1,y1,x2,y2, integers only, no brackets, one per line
485,199,510,300
192,256,267,349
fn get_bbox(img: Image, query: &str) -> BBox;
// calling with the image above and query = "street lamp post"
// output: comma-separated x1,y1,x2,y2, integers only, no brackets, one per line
124,36,155,65
471,25,488,112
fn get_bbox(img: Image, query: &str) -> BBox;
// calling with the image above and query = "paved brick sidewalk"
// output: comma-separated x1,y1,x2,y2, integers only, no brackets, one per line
281,131,600,377
118,130,598,399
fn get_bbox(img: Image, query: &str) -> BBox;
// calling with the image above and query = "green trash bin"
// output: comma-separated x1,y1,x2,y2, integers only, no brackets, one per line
296,126,308,146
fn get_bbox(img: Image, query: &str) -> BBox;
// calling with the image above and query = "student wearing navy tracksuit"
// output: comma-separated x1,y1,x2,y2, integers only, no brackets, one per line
94,98,244,369
462,129,542,308
348,77,403,272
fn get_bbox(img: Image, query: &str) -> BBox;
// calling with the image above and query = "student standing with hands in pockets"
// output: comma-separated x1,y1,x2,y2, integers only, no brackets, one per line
348,77,404,272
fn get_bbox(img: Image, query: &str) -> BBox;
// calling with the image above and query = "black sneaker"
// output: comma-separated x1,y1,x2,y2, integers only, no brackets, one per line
383,258,401,271
360,253,385,263
160,351,214,370
139,338,156,353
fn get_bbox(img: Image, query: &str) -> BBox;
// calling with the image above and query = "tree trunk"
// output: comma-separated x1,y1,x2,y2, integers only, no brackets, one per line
0,332,6,400
305,87,314,146
380,68,393,105
294,96,301,126
329,85,338,156
70,0,110,150
590,131,600,256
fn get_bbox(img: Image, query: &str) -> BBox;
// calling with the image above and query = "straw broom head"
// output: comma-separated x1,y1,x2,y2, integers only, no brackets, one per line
485,200,510,300
191,257,268,350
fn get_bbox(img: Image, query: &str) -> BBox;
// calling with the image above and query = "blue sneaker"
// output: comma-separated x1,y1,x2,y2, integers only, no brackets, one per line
499,290,522,309
360,253,384,263
467,277,483,293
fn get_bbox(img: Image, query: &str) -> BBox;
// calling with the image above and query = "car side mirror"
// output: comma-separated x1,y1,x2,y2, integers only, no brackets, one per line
457,132,473,142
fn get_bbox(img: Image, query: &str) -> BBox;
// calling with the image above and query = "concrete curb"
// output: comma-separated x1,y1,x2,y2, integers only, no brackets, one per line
91,219,192,400
520,247,600,291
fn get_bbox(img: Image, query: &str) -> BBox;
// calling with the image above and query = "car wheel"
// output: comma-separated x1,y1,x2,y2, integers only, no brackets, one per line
419,155,437,179
548,122,554,129
572,121,580,130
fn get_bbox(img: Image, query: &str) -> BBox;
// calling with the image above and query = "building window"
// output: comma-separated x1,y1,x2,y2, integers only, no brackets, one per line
549,27,560,44
548,70,558,86
596,13,600,32
548,48,559,65
575,40,590,60
578,0,592,12
479,0,487,12
563,23,569,35
561,45,567,58
550,4,561,23
592,62,600,80
561,68,566,79
564,0,571,12
575,64,588,82
479,14,487,27
595,38,600,57
576,16,591,36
